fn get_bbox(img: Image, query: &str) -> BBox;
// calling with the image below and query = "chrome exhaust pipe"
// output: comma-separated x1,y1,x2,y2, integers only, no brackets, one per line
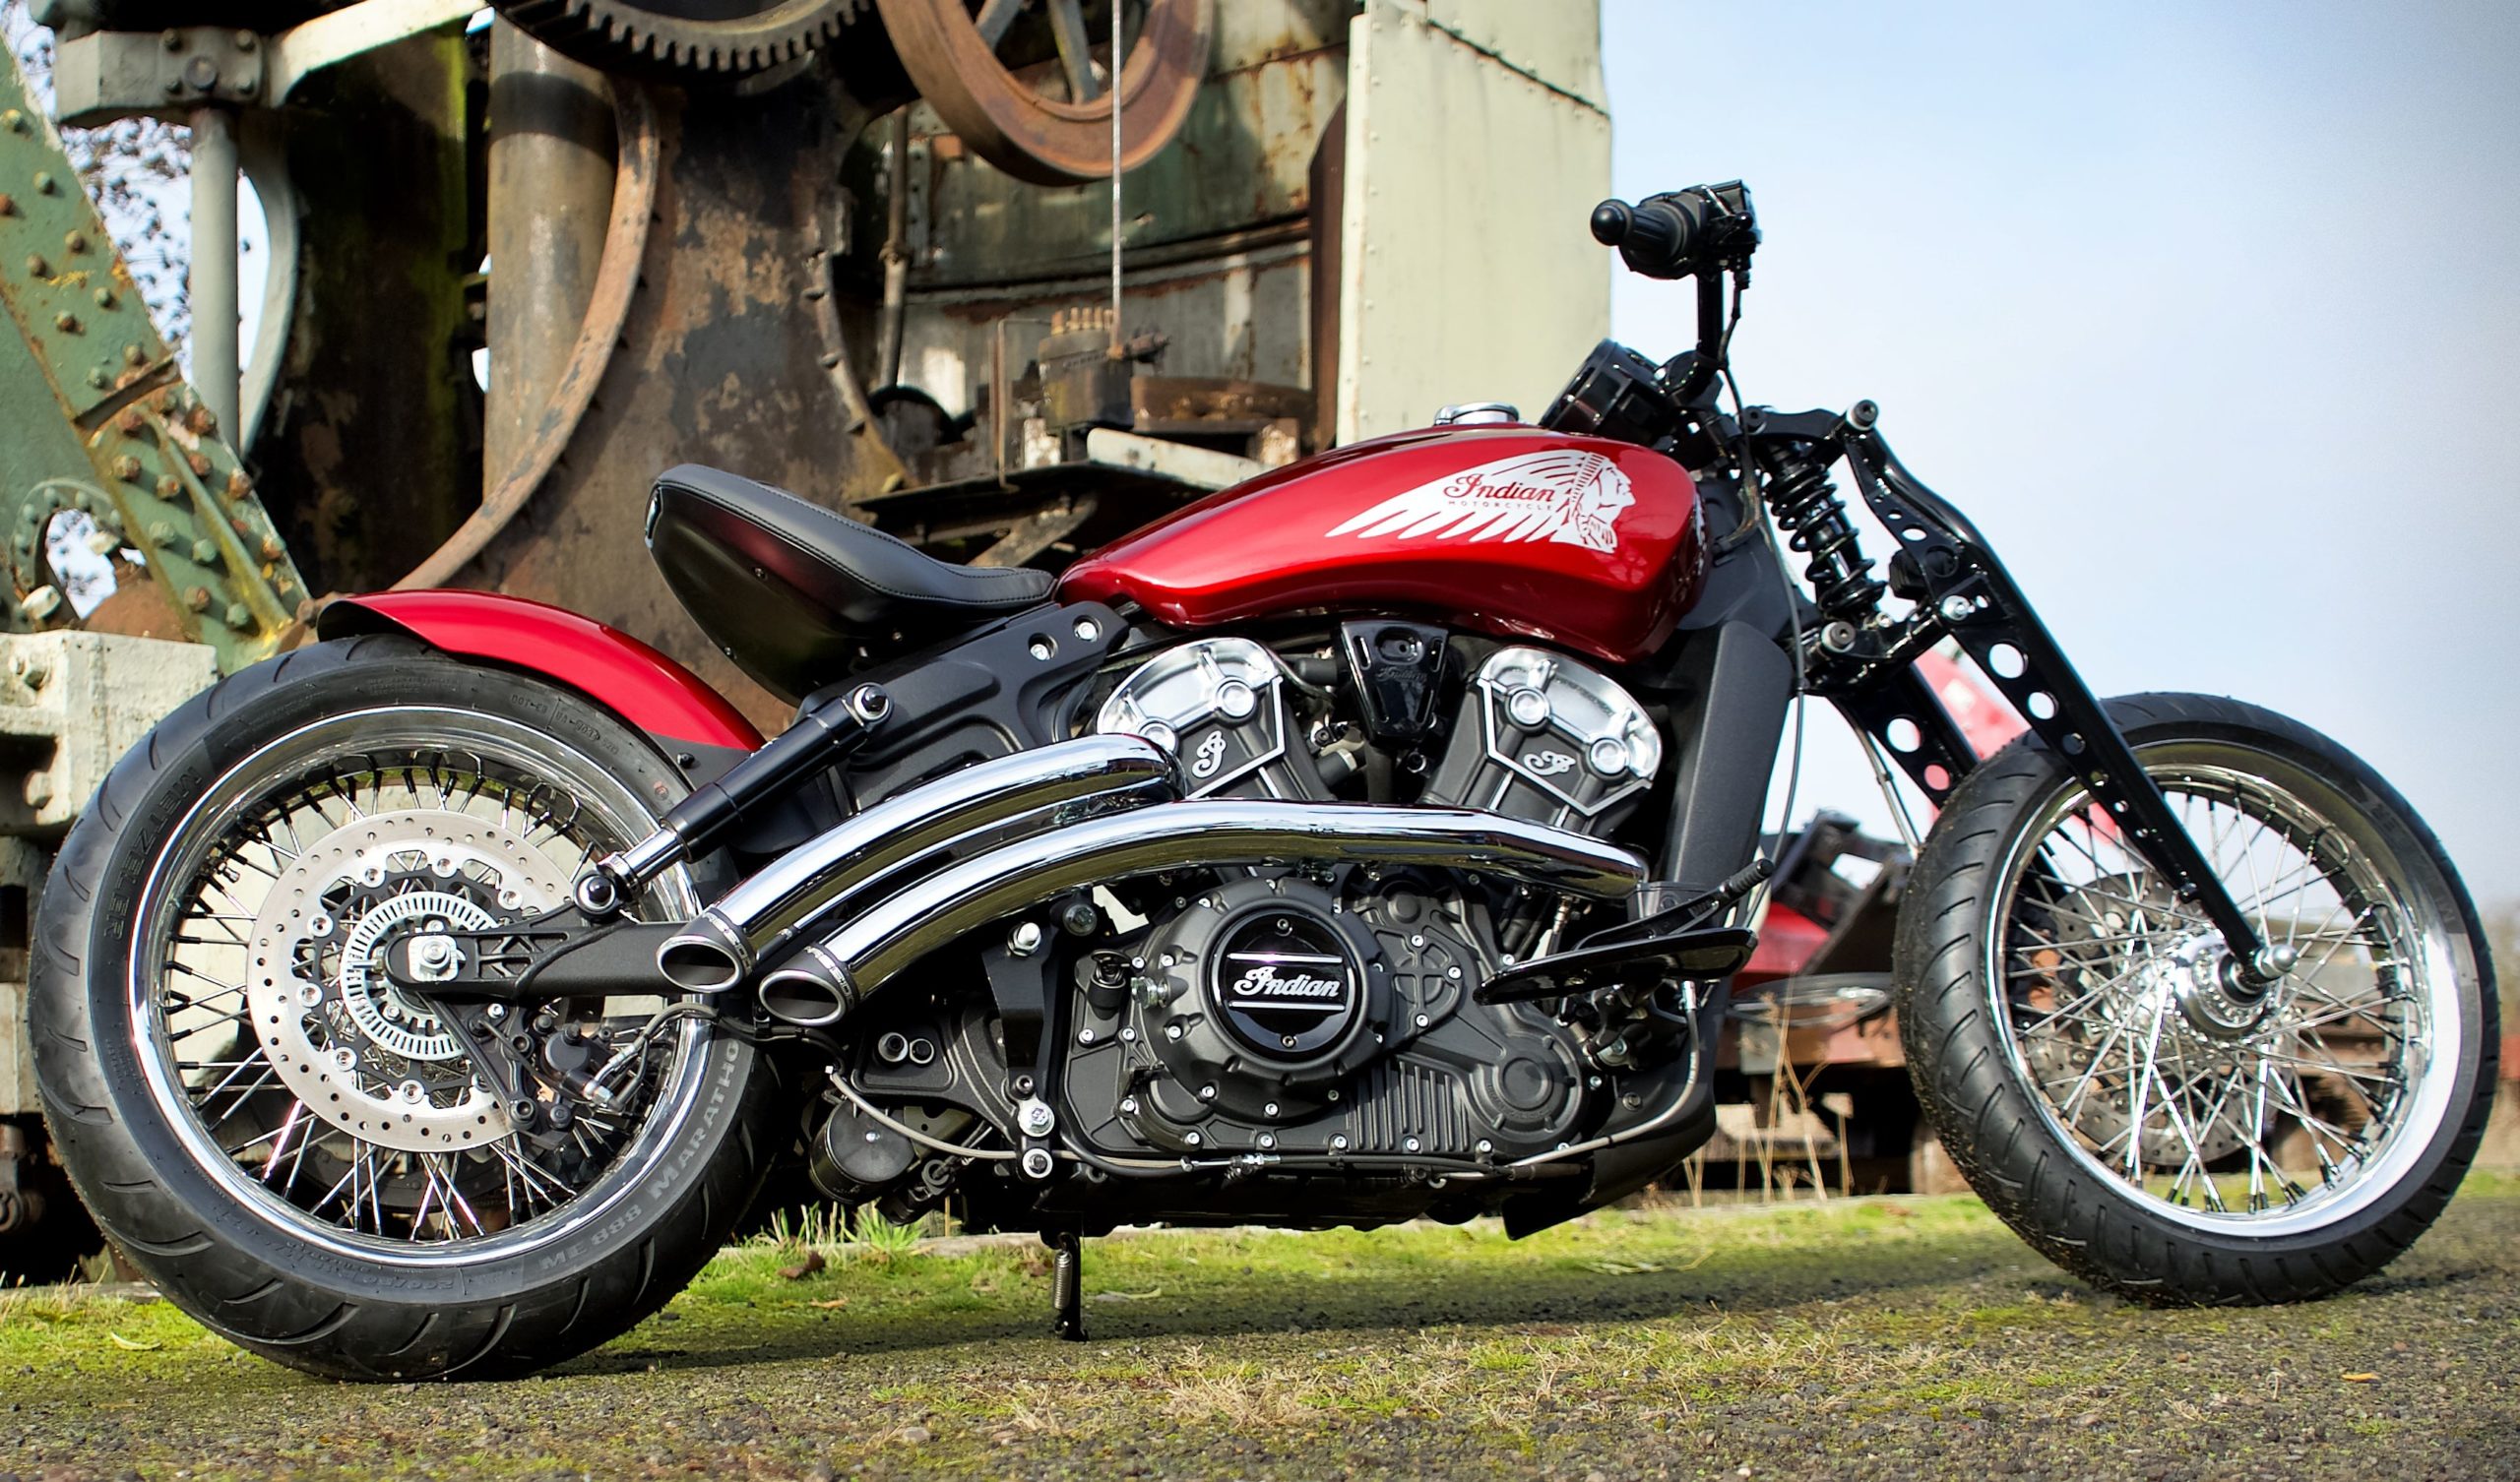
655,734,1179,994
759,946,854,1027
766,800,1649,1016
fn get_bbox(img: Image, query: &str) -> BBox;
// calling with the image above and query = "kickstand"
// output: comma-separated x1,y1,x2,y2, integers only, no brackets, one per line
1045,1227,1086,1342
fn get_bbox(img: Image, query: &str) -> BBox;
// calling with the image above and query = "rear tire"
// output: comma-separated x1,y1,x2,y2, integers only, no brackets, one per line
32,636,780,1379
1895,692,2496,1304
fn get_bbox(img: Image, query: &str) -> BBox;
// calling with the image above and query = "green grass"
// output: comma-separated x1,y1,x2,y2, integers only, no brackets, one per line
2,1171,2515,1479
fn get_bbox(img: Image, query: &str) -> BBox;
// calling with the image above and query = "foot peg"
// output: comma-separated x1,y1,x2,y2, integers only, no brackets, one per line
1474,925,1756,1005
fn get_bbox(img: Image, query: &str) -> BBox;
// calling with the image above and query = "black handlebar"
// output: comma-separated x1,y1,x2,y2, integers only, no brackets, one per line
1590,182,1760,280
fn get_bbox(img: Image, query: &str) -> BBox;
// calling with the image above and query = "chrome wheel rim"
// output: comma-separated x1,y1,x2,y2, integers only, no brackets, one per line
1985,739,2462,1236
132,707,714,1266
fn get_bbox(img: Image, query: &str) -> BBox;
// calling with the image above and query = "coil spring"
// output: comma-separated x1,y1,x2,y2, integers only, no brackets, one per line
1760,446,1883,622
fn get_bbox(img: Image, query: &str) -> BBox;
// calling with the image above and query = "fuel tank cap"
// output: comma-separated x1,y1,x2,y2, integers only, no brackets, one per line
1432,401,1522,426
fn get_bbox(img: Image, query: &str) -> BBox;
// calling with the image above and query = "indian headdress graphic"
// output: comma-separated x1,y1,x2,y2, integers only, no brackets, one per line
1324,450,1635,552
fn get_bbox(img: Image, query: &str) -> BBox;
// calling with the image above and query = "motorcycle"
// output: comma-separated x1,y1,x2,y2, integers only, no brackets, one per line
31,182,2496,1381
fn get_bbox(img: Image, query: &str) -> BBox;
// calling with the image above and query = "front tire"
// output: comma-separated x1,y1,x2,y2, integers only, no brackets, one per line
32,636,780,1379
1896,692,2497,1304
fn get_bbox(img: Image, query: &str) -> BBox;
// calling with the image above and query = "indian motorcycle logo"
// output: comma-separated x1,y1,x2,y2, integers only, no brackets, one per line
1324,450,1636,553
1225,957,1350,1010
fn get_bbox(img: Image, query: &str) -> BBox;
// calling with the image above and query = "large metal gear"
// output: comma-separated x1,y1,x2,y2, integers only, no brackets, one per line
491,0,871,79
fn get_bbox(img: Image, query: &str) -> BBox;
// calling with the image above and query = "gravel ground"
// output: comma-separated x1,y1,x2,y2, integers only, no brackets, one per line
1,1174,2514,1481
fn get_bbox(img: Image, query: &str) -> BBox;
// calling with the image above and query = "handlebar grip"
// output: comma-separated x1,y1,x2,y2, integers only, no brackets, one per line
1590,194,1704,280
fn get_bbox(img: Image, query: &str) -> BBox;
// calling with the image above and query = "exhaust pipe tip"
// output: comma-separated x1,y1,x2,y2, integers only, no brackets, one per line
657,911,750,994
760,947,855,1028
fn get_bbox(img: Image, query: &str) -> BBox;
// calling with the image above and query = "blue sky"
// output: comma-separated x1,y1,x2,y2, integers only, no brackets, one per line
1602,1,2520,903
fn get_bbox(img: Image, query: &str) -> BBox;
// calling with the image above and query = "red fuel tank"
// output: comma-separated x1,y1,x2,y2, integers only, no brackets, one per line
1060,426,1706,664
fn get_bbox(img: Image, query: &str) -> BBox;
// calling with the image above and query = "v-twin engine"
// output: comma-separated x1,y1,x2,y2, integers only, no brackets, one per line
1041,633,1670,1166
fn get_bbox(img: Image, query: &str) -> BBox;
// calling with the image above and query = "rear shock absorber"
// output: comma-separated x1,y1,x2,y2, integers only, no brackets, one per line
1757,441,1883,624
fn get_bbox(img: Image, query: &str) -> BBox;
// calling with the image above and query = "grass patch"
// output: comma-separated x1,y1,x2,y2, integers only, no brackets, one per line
2,1171,2515,1479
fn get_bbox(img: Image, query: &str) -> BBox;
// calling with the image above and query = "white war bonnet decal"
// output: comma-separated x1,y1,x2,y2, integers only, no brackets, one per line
1324,449,1636,552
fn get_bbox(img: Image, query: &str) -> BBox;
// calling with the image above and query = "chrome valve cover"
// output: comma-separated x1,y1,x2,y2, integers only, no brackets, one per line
1422,646,1662,830
1096,636,1325,799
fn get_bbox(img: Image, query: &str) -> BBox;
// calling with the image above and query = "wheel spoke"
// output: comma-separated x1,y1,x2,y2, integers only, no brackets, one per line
976,0,1026,46
1047,0,1102,100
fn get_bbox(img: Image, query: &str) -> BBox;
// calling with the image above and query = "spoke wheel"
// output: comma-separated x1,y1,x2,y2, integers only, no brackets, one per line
33,637,777,1379
1896,692,2496,1304
146,723,698,1255
873,0,1213,184
1994,757,2442,1233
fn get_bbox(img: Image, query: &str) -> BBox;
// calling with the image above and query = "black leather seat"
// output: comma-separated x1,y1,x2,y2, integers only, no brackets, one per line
647,464,1054,702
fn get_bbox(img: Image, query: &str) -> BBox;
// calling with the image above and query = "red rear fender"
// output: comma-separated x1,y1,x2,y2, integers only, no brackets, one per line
317,591,763,753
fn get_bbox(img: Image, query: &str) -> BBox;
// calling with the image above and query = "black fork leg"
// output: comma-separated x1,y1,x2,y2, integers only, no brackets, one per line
1825,424,2283,987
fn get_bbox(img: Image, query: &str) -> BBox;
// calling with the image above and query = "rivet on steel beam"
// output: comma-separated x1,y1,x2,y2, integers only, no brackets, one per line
234,31,257,51
223,468,251,498
20,587,59,621
111,455,142,481
23,254,43,277
0,194,16,216
93,287,114,308
155,474,181,498
258,533,284,560
116,409,144,434
85,367,107,389
185,404,216,435
53,311,78,333
185,586,212,612
63,230,86,253
190,537,219,563
0,110,22,133
148,521,175,545
228,514,250,534
223,601,252,630
186,451,210,476
32,171,53,195
123,344,147,367
11,531,31,555
161,29,184,50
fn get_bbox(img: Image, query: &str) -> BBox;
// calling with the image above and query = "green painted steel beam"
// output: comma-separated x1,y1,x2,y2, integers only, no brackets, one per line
0,56,308,672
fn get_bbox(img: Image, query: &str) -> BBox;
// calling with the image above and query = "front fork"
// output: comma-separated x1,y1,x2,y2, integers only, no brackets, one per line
1745,403,2294,991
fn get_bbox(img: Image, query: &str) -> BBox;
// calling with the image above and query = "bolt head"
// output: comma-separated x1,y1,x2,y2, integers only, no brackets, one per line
1330,1135,1349,1150
1007,919,1044,957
